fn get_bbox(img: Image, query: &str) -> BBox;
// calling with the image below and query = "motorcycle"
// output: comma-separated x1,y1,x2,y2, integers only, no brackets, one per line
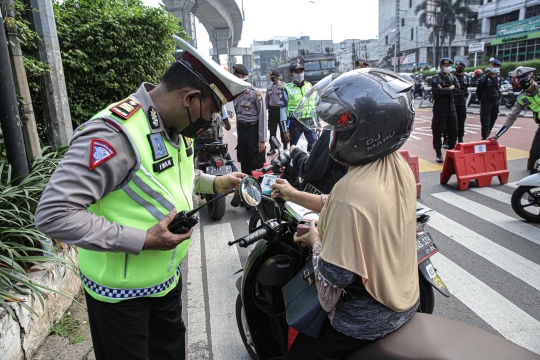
499,82,516,109
511,159,540,223
230,177,450,359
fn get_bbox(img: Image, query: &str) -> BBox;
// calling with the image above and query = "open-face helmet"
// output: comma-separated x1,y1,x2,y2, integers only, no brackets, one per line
294,69,414,166
474,69,483,77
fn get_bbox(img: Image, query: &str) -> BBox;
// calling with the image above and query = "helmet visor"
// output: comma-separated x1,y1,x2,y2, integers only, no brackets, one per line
293,73,340,129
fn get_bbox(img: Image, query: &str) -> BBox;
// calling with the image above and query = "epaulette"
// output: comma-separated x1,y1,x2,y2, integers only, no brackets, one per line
110,98,141,120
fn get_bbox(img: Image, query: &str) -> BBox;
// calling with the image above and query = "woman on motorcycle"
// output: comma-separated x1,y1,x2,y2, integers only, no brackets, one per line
271,69,419,359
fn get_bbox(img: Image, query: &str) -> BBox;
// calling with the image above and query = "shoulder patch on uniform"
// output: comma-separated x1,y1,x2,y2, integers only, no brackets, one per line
522,97,530,106
148,106,160,129
432,77,438,84
109,98,141,120
89,139,117,171
147,132,169,161
257,91,262,100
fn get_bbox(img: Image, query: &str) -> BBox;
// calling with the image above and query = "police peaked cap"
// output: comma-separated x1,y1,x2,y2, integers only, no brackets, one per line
232,64,249,76
491,59,502,66
173,36,250,105
439,58,453,65
270,69,280,77
290,62,304,72
514,66,535,79
455,60,466,67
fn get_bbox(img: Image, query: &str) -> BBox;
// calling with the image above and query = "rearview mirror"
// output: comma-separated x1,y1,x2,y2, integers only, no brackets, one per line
239,176,262,207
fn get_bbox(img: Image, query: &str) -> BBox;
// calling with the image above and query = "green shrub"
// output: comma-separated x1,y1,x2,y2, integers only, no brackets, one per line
418,60,540,79
53,0,190,125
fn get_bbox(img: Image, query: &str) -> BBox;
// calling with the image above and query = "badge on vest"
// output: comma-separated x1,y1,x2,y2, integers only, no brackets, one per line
148,133,169,161
110,98,141,120
153,157,174,173
148,106,160,129
89,139,117,171
183,137,193,157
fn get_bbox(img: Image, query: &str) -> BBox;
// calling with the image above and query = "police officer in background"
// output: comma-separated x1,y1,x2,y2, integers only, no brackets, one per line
431,58,460,163
279,62,317,151
454,60,469,143
477,59,503,139
266,69,290,154
232,64,268,174
34,37,247,360
354,59,370,69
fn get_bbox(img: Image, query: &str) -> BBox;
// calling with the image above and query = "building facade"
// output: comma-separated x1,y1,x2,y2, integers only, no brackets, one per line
336,39,379,72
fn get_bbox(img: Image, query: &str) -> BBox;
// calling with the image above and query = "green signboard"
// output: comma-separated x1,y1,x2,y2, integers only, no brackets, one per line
492,16,540,45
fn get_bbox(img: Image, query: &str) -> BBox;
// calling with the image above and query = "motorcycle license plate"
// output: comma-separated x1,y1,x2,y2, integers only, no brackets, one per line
206,165,232,176
417,232,438,263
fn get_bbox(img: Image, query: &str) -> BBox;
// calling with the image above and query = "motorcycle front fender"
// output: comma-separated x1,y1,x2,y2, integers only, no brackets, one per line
418,258,451,297
516,173,540,187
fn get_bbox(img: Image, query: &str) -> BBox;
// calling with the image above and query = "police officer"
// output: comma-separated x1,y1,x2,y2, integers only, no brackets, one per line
489,67,540,174
431,57,460,163
266,69,290,154
34,37,248,360
354,59,370,69
477,59,503,139
454,60,469,143
232,64,268,174
279,62,317,151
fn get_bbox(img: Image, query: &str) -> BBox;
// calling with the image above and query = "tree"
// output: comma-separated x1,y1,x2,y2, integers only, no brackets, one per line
269,56,284,69
379,45,403,69
53,0,190,124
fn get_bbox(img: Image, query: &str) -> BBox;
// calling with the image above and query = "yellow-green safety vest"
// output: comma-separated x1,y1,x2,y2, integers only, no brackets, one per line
284,82,314,119
78,99,194,303
517,91,540,124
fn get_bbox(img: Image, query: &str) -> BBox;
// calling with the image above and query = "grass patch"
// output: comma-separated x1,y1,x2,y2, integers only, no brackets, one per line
50,312,86,345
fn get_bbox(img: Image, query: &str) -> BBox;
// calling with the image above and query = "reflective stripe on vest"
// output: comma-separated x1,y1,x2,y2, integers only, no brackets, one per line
78,101,194,303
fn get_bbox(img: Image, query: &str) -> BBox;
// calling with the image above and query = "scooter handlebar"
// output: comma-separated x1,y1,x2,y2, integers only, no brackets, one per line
228,227,269,248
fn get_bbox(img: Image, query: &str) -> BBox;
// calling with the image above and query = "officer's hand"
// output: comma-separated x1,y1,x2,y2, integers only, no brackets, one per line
214,172,246,193
143,210,194,250
258,142,265,153
487,135,499,142
438,85,442,89
450,85,455,90
284,132,291,143
271,178,298,202
223,119,232,131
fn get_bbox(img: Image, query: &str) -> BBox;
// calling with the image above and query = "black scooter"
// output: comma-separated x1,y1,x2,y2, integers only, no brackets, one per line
230,177,457,359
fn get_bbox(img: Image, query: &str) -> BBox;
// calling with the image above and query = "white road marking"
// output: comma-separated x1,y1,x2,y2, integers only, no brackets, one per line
506,182,519,189
432,192,540,246
418,202,540,291
470,187,512,204
204,223,250,360
430,252,540,354
186,224,210,360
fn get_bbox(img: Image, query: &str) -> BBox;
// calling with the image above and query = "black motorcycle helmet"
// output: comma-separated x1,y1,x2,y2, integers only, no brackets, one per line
294,69,414,166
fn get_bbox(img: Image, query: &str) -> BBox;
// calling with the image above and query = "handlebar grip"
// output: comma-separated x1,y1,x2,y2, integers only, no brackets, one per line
228,227,269,247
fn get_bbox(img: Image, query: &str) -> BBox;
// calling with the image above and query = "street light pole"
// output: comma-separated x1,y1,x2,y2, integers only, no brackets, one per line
394,42,397,72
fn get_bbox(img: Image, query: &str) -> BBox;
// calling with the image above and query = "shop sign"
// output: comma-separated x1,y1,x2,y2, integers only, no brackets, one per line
491,31,540,45
469,42,485,52
496,15,540,38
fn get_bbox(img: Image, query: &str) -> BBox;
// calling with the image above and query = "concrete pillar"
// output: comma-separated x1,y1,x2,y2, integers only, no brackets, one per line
29,0,73,149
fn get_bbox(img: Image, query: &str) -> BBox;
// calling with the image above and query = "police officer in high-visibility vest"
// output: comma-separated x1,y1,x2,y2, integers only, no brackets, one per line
266,69,290,154
279,62,318,151
232,64,268,174
34,37,249,360
489,67,540,174
431,57,460,163
477,59,503,139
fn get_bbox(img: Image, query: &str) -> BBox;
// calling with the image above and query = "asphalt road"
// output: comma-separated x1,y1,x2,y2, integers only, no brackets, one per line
181,105,540,359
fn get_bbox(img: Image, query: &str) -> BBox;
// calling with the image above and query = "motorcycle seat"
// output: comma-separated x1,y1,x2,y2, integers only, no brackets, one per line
345,313,539,360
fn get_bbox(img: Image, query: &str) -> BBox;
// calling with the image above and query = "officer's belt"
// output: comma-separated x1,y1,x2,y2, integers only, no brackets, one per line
237,122,258,129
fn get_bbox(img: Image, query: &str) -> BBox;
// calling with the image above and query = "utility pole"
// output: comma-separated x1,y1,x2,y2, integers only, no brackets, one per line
5,0,41,162
0,10,29,184
396,0,400,73
28,0,73,148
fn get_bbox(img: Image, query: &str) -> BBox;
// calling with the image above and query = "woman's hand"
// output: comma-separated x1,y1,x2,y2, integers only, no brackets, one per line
293,220,321,248
270,179,298,202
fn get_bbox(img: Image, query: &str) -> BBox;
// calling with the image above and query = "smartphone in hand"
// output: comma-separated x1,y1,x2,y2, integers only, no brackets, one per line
296,219,316,236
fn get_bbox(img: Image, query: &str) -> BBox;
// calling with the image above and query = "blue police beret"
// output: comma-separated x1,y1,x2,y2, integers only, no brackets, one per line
491,59,502,66
455,60,467,67
440,58,453,65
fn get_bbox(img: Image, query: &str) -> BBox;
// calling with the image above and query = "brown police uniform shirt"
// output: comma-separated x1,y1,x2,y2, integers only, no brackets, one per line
266,80,285,108
34,83,215,255
233,86,268,142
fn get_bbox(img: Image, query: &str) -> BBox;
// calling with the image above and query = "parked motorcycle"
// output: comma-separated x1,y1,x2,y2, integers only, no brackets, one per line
511,159,540,223
230,177,450,359
499,82,516,109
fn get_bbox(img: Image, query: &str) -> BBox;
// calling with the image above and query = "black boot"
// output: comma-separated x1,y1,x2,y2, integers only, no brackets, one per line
436,151,444,164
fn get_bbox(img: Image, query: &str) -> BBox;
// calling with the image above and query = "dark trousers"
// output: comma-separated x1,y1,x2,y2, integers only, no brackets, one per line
432,110,457,152
529,126,540,174
85,279,186,360
268,107,288,148
456,102,467,142
290,119,317,152
236,122,265,175
480,102,499,139
286,318,372,360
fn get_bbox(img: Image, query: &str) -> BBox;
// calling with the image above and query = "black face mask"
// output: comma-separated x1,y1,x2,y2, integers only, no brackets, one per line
271,76,278,82
180,97,214,138
456,67,464,74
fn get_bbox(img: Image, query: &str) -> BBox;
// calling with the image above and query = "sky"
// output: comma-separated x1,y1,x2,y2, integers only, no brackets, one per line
143,0,379,59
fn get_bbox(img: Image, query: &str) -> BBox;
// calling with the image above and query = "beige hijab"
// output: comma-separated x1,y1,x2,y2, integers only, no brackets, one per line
319,151,419,312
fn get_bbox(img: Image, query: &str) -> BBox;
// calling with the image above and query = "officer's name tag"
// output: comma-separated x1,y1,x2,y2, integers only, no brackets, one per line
153,157,174,173
474,144,487,153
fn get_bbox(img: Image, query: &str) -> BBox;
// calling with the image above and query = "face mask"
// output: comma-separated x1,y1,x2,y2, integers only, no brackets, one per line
180,97,214,138
293,73,304,83
443,66,452,74
491,67,500,74
456,67,464,74
270,76,278,82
